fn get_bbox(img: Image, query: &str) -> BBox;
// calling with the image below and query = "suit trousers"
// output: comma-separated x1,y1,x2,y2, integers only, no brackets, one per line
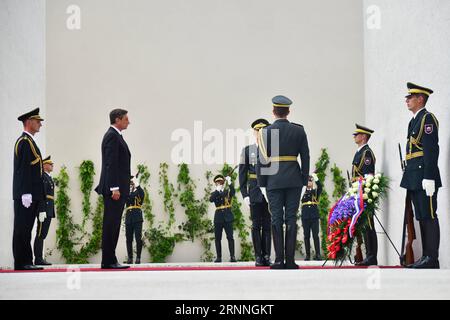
101,196,126,265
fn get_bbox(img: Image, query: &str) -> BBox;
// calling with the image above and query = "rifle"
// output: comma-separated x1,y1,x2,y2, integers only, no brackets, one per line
346,170,352,188
398,143,416,266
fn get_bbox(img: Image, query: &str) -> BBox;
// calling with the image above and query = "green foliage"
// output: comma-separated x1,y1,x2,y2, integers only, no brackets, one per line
176,163,215,261
159,163,176,228
146,226,182,263
137,164,154,227
314,148,331,255
330,163,347,200
55,163,103,264
221,163,253,261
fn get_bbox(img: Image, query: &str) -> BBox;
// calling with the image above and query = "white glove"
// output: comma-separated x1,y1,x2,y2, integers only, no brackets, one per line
260,187,267,201
38,212,47,222
215,184,224,192
244,196,250,207
311,173,319,182
225,176,232,185
422,179,435,197
21,194,32,208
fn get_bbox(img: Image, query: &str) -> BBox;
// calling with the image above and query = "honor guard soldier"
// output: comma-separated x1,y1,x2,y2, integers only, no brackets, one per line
125,175,145,264
209,175,236,263
351,124,378,266
239,119,272,267
401,82,441,269
13,108,46,270
300,173,322,261
257,95,310,269
34,156,56,266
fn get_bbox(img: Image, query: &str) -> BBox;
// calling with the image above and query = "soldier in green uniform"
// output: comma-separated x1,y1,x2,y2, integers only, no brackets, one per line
125,176,145,264
300,173,322,261
13,108,46,270
209,175,236,263
257,95,310,269
239,119,272,266
351,124,378,266
401,82,441,269
34,156,55,266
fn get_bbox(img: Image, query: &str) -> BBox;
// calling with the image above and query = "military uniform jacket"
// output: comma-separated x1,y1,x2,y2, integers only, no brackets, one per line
239,144,265,204
43,172,55,218
301,180,322,220
400,108,441,190
256,119,310,190
209,184,235,224
351,144,376,180
13,132,45,210
125,186,145,225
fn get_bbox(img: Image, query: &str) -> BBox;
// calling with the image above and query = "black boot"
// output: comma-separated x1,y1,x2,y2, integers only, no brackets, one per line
228,239,237,262
413,219,440,269
262,228,272,266
126,239,133,264
356,229,378,266
270,225,285,269
313,234,321,261
136,237,143,265
304,237,311,261
34,237,51,266
285,224,299,269
215,238,222,263
251,227,263,266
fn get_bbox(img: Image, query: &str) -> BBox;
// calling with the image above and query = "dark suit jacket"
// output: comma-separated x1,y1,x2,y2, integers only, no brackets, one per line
401,108,441,190
13,133,45,207
256,119,310,190
95,127,131,198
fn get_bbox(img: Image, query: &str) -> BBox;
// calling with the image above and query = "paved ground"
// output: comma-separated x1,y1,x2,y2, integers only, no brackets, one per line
1,261,449,300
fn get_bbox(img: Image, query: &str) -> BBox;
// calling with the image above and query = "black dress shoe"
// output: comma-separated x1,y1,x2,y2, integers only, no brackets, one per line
412,256,440,269
214,258,222,263
270,261,285,269
262,255,272,266
126,257,133,264
255,256,264,267
304,255,311,261
15,265,44,271
314,255,322,261
406,256,425,268
355,256,378,266
230,256,237,263
135,258,141,264
35,259,52,266
101,263,130,269
285,261,299,269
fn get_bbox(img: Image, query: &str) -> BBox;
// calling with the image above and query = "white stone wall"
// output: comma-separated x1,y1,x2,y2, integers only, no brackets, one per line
0,0,46,267
363,0,450,267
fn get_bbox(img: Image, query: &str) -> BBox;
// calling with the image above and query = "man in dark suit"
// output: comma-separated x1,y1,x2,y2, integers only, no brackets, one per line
257,95,310,269
239,118,272,266
95,108,131,269
351,124,377,266
401,82,441,269
34,156,56,266
13,108,46,270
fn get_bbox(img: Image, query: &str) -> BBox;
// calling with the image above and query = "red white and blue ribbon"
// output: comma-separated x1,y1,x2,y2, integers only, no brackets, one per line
349,178,365,238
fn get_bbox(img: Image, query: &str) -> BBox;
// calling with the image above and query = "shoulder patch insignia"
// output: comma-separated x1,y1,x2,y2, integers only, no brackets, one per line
425,124,433,134
364,157,372,165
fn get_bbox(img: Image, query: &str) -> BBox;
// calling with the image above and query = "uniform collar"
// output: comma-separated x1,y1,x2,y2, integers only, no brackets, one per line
274,118,289,123
357,143,368,152
413,107,426,119
23,131,34,139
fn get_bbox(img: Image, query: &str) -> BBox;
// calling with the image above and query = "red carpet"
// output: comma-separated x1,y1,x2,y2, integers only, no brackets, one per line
0,265,404,273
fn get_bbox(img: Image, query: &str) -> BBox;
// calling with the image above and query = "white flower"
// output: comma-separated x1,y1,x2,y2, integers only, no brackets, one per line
352,182,359,188
373,184,379,190
365,175,374,182
375,173,381,179
363,193,368,200
365,183,371,188
368,199,373,203
364,188,371,193
373,178,380,184
372,192,379,198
